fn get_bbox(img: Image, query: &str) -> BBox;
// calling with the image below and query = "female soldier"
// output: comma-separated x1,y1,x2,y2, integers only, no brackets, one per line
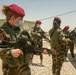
0,4,31,75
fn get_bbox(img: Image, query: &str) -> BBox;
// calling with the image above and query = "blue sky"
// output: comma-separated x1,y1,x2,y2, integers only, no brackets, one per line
0,0,76,31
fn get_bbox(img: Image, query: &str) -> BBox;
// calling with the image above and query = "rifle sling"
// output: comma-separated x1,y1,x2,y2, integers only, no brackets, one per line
50,29,56,38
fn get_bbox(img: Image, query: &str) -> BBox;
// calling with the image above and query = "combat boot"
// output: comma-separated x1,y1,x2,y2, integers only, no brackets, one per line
52,73,55,75
29,59,33,65
40,60,43,66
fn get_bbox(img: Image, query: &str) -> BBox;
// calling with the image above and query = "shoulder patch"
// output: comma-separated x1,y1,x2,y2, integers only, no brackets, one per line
0,28,6,34
0,28,7,40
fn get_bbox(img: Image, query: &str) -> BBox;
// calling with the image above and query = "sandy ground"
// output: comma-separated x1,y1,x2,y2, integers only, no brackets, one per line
0,41,76,75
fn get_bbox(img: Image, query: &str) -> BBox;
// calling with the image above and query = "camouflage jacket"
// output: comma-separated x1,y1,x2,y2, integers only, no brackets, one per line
0,22,32,67
49,28,66,48
63,29,70,38
30,27,45,43
70,30,76,41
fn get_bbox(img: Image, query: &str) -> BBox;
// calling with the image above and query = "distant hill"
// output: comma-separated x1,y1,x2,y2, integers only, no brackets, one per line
0,19,5,26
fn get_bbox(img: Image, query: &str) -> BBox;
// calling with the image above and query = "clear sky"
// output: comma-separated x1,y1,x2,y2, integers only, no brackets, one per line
0,0,76,32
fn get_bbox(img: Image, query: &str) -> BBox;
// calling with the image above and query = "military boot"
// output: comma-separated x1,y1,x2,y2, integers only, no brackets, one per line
40,60,43,66
52,73,55,75
29,59,33,65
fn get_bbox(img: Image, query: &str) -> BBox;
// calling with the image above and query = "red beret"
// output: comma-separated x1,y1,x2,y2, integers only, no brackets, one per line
8,4,25,17
36,20,41,24
64,26,69,29
54,17,61,23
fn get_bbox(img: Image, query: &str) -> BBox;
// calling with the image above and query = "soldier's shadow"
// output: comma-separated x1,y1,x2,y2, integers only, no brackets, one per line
67,53,76,69
32,63,44,67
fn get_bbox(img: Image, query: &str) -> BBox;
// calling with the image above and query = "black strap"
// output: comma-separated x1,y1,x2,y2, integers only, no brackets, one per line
50,29,56,38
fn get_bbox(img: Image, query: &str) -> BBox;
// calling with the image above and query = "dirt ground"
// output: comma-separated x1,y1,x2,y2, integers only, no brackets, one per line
0,41,76,75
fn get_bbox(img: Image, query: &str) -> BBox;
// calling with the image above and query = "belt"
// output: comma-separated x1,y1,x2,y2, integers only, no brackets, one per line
52,46,65,51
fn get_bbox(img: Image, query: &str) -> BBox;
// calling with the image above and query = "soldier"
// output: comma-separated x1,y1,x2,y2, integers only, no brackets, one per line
71,27,76,47
63,26,70,58
49,17,68,75
63,26,70,38
0,4,32,75
69,28,75,58
30,20,50,66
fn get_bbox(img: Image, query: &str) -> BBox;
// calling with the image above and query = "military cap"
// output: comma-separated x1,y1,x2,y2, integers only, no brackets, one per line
64,26,69,29
36,20,42,24
8,4,25,17
54,17,61,23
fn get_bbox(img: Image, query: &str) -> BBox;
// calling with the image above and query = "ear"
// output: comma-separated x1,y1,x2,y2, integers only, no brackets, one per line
11,16,16,21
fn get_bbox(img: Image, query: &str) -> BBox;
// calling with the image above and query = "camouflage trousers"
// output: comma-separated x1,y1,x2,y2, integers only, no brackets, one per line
69,43,75,58
51,48,65,75
30,52,43,65
2,62,31,75
65,43,75,58
31,53,43,60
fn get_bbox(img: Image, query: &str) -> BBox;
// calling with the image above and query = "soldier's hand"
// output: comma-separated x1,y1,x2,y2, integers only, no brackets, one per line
45,38,51,43
11,49,23,57
37,33,41,36
42,50,48,54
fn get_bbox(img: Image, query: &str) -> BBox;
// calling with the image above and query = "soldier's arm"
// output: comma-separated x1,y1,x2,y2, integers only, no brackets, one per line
30,28,38,35
0,28,12,58
59,30,71,46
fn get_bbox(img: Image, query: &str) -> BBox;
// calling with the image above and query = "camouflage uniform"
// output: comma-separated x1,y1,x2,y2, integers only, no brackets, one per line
69,30,75,58
63,27,70,57
49,17,68,75
0,22,31,75
49,28,65,75
30,26,45,65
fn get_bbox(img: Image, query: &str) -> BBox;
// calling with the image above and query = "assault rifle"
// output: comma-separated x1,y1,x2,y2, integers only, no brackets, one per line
0,30,51,56
38,31,50,42
33,27,50,42
0,40,51,56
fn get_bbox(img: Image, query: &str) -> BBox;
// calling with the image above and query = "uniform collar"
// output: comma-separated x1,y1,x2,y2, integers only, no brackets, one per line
6,22,20,30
